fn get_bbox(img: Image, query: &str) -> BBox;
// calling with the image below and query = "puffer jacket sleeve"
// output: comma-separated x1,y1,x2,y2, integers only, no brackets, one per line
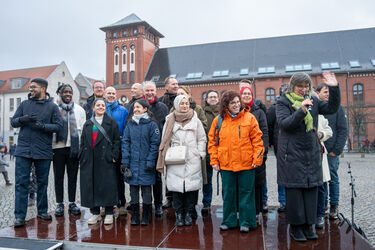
111,120,121,161
332,107,348,155
121,124,131,165
318,115,333,142
318,86,341,115
196,118,207,159
266,104,276,147
11,102,24,128
44,104,63,133
248,114,264,166
207,116,219,166
147,121,161,168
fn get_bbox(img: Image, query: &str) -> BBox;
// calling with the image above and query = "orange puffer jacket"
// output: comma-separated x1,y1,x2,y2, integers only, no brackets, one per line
208,109,264,172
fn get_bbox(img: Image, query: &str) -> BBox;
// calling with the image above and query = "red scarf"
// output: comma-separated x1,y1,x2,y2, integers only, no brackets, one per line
143,96,157,104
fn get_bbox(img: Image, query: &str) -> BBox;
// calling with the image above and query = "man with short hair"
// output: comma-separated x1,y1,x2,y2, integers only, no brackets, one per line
143,81,169,216
125,83,143,114
83,81,105,120
104,86,129,215
158,77,179,111
52,84,86,217
11,78,63,227
316,82,348,220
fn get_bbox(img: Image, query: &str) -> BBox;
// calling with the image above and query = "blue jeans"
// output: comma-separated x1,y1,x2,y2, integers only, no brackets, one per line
202,157,213,207
15,157,51,219
327,155,340,206
262,179,268,203
317,183,327,217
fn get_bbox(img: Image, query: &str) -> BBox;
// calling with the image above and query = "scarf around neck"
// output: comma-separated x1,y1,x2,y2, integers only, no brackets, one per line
132,113,149,124
156,109,194,173
285,92,313,132
106,100,119,117
56,99,79,158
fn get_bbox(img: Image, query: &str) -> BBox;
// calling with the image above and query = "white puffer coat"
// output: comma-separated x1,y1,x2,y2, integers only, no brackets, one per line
165,112,207,193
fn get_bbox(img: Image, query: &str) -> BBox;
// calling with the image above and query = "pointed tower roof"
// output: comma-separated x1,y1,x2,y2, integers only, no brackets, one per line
100,13,164,38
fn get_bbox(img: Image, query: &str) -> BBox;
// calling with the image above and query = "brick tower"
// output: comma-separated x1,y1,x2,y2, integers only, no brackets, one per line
100,13,164,88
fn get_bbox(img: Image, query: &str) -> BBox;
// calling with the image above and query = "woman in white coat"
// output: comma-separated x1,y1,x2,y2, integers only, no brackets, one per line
156,95,206,227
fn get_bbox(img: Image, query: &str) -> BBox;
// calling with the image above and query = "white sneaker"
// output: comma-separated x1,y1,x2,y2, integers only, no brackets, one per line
104,215,113,225
118,206,127,216
88,214,101,225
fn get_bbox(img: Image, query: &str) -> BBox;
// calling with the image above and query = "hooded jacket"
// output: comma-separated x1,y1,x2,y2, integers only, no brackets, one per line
11,93,63,160
208,109,264,172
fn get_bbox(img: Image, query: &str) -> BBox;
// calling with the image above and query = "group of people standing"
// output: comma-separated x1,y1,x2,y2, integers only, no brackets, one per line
10,71,347,242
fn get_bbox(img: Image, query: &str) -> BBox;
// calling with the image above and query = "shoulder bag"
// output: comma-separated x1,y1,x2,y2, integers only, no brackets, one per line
165,130,188,165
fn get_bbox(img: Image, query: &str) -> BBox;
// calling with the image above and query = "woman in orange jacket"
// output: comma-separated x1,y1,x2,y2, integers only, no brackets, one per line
208,90,264,232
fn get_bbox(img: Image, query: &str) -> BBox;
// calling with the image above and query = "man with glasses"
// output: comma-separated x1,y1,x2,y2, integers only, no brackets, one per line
83,81,105,120
11,78,63,227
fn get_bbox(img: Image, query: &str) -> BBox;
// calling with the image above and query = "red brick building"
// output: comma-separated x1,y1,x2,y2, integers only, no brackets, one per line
100,14,375,148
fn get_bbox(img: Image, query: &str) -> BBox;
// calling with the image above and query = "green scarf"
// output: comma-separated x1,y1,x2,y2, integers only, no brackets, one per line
285,92,313,132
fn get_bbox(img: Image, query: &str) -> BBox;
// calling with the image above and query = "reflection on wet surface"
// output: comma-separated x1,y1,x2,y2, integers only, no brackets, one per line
0,206,373,249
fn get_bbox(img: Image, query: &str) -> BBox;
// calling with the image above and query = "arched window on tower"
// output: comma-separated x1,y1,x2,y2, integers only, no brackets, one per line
353,83,364,103
266,88,276,103
115,54,118,65
131,53,134,64
114,72,119,84
130,71,135,84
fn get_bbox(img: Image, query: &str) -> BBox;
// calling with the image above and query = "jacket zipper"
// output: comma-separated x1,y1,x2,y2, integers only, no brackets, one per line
257,148,263,159
238,125,241,139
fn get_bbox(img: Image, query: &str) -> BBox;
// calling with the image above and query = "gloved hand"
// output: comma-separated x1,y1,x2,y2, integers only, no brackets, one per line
145,166,153,171
120,164,129,175
32,121,45,131
19,113,37,124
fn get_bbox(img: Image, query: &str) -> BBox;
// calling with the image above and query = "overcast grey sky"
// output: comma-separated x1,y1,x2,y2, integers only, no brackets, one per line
1,0,375,80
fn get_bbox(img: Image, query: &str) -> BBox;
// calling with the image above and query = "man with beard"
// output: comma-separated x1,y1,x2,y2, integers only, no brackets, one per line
83,81,105,120
125,83,143,115
104,86,129,215
158,77,179,111
201,90,220,214
53,84,86,217
143,81,168,216
11,78,63,227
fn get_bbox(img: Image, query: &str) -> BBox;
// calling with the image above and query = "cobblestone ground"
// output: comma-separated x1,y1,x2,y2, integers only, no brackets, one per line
0,153,374,246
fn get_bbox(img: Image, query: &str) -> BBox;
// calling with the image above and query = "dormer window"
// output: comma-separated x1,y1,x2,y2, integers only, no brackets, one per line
133,28,138,35
113,32,117,38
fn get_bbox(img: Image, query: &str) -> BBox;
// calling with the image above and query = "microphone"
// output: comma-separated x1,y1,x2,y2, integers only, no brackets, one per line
304,94,312,111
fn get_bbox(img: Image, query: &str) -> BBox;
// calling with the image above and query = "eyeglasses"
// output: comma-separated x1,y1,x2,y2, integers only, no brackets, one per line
229,100,241,106
295,84,310,90
241,92,252,96
28,85,40,90
208,96,218,99
94,86,104,90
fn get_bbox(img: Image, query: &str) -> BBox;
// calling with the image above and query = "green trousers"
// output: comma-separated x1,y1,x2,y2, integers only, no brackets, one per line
221,169,256,228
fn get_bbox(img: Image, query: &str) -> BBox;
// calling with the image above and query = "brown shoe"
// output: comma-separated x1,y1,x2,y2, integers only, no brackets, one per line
6,182,12,186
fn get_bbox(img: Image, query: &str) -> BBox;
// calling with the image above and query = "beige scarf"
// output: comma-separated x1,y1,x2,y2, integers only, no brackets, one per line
156,109,194,173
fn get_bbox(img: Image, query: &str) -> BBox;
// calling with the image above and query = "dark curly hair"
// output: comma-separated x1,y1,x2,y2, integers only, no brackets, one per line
219,90,242,118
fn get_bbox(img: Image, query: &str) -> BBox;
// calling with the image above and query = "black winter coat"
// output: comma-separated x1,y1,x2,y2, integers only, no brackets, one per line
82,94,95,120
324,106,348,155
276,86,340,188
149,99,169,132
79,114,121,208
250,104,269,186
266,103,279,154
158,92,177,111
11,93,63,160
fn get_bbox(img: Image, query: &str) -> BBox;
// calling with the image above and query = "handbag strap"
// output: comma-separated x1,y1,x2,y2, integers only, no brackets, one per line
90,117,112,145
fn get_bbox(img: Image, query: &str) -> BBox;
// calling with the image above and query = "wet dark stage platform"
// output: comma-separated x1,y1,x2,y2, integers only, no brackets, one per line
0,206,373,249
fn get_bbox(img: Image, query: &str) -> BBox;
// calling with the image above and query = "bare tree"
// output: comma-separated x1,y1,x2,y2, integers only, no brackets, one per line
350,102,374,151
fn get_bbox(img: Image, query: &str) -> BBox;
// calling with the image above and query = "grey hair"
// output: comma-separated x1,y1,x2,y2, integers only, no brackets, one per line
288,72,312,93
143,81,156,90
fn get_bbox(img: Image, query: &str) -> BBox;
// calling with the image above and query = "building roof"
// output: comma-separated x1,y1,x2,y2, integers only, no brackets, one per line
100,13,164,38
145,27,375,85
0,65,58,93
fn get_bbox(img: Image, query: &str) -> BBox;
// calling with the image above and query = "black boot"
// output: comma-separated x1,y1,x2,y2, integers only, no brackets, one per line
55,203,64,217
176,213,184,227
184,212,192,226
141,204,151,226
303,224,318,240
290,225,307,242
131,203,140,225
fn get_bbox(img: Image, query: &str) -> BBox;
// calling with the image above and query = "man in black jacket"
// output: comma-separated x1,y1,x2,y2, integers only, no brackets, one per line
11,78,63,227
158,77,179,111
83,81,105,120
143,81,169,216
316,83,348,219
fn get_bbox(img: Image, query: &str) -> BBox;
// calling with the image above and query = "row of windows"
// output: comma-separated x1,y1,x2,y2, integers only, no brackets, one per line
114,71,135,85
8,98,22,112
112,28,138,38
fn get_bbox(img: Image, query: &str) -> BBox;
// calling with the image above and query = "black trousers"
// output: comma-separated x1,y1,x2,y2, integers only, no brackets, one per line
91,206,113,215
153,172,162,206
285,187,318,225
130,185,152,205
115,161,126,207
172,191,198,214
255,184,263,215
52,147,79,203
